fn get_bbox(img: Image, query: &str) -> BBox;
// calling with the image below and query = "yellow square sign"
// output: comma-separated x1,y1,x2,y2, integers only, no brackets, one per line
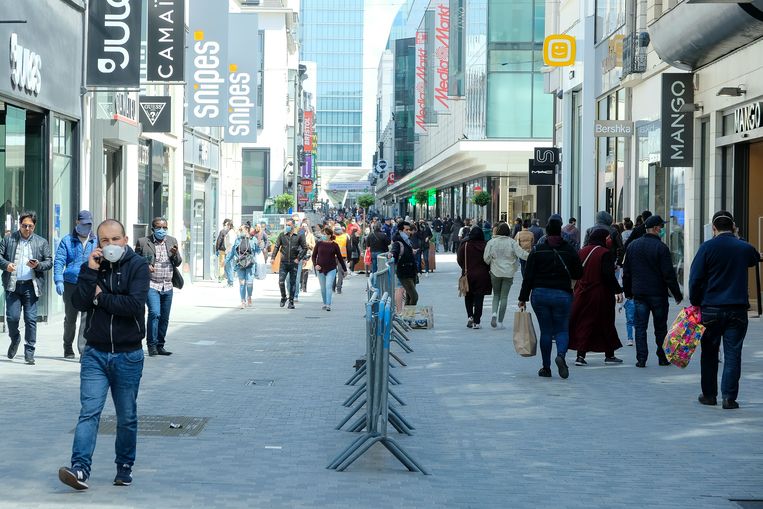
543,34,576,67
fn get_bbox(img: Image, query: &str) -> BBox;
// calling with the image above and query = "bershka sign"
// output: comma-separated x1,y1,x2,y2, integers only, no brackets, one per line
139,95,171,132
147,0,185,82
415,30,428,135
433,2,450,113
529,147,559,186
660,73,694,167
186,0,228,127
87,0,142,88
735,102,763,134
594,120,634,137
9,33,41,96
304,111,314,152
226,13,259,142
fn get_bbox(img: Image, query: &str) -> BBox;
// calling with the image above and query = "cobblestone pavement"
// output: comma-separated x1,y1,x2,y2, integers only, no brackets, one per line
1,254,762,508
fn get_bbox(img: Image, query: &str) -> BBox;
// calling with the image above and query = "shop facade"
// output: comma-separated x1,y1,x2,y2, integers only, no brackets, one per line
0,0,85,321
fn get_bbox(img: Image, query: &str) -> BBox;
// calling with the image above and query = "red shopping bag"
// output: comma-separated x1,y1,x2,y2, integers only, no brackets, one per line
364,247,372,267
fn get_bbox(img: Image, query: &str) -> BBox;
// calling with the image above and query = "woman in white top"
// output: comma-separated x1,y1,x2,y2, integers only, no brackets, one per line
483,222,530,329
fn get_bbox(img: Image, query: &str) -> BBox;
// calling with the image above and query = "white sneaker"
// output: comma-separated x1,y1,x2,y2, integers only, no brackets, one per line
321,305,327,310
497,322,505,329
490,315,497,328
627,340,634,346
326,306,331,311
473,323,481,329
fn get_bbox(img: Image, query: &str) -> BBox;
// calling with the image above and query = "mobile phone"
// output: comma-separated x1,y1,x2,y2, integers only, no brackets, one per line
28,258,38,264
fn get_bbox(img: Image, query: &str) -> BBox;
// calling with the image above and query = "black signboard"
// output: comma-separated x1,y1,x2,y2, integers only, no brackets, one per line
529,147,559,186
147,0,185,82
87,0,142,88
139,96,171,133
661,73,694,167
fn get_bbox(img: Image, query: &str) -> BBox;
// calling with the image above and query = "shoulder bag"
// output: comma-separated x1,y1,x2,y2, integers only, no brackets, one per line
458,241,470,296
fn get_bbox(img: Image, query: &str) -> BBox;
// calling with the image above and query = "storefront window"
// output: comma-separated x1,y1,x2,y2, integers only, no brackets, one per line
50,117,76,316
137,141,150,224
669,168,685,282
596,0,626,42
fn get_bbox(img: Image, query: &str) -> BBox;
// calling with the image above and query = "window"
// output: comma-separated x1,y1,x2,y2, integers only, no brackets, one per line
242,149,269,213
596,0,627,42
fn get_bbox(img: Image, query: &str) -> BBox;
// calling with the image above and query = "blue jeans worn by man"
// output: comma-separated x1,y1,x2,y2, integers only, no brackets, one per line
700,306,748,402
5,281,38,360
317,269,337,307
633,295,670,366
370,251,383,274
531,287,573,371
146,288,173,351
71,347,144,480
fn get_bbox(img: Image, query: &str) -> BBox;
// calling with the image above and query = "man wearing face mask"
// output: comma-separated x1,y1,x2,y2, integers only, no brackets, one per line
134,218,182,356
622,215,683,368
59,219,150,491
0,210,53,365
271,219,307,309
54,210,97,358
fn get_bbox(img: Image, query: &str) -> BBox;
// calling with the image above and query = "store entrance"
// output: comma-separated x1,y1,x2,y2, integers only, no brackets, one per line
649,163,685,285
103,146,122,220
745,141,763,312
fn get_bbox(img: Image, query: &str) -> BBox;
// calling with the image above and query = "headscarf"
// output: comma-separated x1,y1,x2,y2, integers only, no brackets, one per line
468,225,485,241
587,228,609,247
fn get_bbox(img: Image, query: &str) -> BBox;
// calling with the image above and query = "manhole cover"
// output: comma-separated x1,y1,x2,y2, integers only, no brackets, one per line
732,500,763,509
304,316,321,319
246,379,275,386
74,415,209,437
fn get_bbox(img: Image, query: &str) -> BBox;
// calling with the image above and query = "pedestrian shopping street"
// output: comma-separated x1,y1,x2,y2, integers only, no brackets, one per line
1,255,762,509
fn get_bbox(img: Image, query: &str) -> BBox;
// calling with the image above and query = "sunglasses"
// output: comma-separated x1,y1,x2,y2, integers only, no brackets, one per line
20,224,35,229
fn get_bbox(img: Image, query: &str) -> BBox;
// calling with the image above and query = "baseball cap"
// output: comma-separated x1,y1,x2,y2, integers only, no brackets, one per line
77,210,93,224
644,215,665,228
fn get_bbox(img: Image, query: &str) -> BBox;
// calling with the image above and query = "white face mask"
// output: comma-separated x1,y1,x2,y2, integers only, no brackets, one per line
102,244,125,263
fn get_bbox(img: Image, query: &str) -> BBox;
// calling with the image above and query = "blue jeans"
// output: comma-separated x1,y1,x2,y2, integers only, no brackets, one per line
225,258,234,285
146,288,173,348
317,269,337,306
624,298,635,340
700,306,748,401
530,287,573,368
291,260,304,299
634,295,669,364
5,281,38,356
71,346,144,477
237,267,254,301
371,251,383,274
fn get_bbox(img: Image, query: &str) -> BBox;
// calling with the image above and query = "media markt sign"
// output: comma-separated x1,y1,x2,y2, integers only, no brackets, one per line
139,95,171,133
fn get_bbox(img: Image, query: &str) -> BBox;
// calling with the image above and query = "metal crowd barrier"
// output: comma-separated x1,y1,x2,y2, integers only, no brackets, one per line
328,292,427,474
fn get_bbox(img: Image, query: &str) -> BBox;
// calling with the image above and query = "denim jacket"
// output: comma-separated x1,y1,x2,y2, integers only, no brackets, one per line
54,230,97,284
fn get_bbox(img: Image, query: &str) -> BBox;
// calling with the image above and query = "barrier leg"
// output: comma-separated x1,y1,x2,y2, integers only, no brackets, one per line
388,387,406,406
336,398,367,430
388,372,402,385
343,382,367,407
390,406,415,430
327,433,376,470
345,365,366,386
389,351,407,367
335,434,383,472
381,438,429,475
348,414,368,433
388,411,413,436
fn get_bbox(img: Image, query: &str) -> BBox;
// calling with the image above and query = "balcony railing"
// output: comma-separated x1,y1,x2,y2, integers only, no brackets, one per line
622,33,647,77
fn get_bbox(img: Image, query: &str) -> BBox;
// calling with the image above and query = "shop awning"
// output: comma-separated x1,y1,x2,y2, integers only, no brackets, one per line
650,0,763,70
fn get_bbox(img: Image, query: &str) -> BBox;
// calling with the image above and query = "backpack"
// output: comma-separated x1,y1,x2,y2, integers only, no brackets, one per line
237,237,254,269
215,229,227,251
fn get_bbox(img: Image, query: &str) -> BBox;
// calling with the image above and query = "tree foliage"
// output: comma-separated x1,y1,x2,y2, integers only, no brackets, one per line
274,193,295,213
356,193,375,209
472,191,491,207
414,190,429,205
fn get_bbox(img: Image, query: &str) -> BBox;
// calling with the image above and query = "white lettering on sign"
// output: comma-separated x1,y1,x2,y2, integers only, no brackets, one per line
228,68,253,136
434,3,450,111
98,0,133,74
193,39,224,120
156,1,177,78
9,33,42,96
735,102,762,134
668,80,686,161
113,92,137,123
415,31,428,134
594,120,634,136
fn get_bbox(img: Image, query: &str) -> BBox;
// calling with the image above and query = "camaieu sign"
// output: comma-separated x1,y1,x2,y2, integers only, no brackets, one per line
147,0,185,82
660,73,694,167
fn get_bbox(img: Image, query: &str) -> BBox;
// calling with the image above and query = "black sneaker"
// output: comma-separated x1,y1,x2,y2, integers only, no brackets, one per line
698,394,717,406
658,358,671,366
24,354,35,365
604,356,623,364
635,361,646,368
575,356,587,366
156,346,172,356
148,346,158,357
280,299,287,308
7,339,20,359
722,399,739,410
287,301,295,309
59,466,89,490
114,463,132,486
538,367,552,378
555,355,569,379
64,352,75,359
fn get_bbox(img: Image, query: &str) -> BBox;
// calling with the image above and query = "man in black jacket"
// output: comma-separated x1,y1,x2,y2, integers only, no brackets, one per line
272,219,307,309
59,219,150,491
389,221,418,305
622,215,683,368
366,223,390,273
623,210,652,252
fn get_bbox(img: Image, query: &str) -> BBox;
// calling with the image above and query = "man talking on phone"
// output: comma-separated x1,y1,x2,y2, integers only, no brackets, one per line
59,219,150,490
0,210,52,365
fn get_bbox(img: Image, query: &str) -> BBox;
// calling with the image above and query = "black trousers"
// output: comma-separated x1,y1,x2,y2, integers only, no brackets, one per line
62,282,86,355
464,292,485,324
279,261,299,301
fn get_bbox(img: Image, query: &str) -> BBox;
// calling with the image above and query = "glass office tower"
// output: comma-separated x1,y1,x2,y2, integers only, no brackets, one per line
301,0,364,168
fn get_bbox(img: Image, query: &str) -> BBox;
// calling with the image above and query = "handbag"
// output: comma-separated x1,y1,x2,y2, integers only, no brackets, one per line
554,248,578,289
663,306,705,368
512,309,537,357
171,267,184,289
458,241,469,296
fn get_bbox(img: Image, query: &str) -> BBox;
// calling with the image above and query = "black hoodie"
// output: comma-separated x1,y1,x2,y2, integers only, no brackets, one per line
72,245,150,353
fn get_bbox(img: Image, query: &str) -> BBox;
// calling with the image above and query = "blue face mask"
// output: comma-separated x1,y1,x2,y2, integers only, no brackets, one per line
75,224,91,237
285,225,293,233
153,228,167,240
400,231,409,241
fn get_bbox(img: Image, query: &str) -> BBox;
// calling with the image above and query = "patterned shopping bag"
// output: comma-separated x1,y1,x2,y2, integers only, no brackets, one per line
662,306,705,368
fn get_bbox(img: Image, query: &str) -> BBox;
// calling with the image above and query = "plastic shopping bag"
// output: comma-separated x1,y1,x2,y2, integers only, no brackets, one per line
662,306,705,368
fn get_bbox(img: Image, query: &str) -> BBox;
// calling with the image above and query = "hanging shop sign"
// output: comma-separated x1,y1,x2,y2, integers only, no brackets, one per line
302,153,313,179
186,0,229,127
433,1,450,113
113,92,138,124
543,34,576,67
225,13,259,142
529,147,560,186
139,95,171,132
87,0,142,88
147,0,185,82
734,102,763,134
415,30,428,135
304,111,315,152
660,73,694,167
